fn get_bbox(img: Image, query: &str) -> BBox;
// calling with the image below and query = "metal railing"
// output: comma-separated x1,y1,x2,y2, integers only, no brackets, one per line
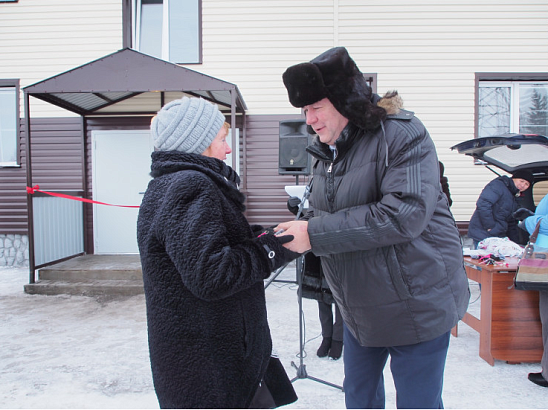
30,192,84,275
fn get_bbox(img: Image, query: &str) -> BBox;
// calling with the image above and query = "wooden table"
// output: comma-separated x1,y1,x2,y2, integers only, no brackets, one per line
457,256,543,366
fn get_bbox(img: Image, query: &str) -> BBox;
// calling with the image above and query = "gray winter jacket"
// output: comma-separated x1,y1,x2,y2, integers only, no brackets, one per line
306,94,470,347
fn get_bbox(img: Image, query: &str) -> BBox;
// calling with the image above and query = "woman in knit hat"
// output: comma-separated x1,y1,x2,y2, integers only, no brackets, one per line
137,96,298,408
468,169,534,248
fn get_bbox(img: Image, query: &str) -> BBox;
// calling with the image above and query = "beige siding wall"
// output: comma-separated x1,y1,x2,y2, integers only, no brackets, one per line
198,0,548,221
2,0,547,220
0,0,122,116
336,1,548,221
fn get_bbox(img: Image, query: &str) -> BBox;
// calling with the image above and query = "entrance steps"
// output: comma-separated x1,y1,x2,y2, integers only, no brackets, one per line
24,254,144,297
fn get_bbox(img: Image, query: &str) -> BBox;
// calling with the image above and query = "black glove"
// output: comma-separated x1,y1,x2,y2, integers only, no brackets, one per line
287,196,302,216
512,208,535,221
254,226,277,237
255,233,301,273
250,224,265,236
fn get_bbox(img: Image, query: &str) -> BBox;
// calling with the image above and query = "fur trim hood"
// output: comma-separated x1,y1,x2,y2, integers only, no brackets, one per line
377,91,405,116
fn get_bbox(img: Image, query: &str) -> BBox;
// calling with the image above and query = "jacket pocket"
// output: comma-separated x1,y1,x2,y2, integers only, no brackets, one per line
382,246,412,300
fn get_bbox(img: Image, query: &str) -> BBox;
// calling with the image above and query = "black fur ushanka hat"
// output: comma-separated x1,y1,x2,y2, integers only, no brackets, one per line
282,47,385,131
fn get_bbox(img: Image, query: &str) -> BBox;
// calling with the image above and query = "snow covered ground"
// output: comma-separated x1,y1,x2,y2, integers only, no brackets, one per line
1,264,547,409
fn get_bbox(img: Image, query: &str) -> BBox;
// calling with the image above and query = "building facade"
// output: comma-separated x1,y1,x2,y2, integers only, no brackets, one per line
1,0,548,266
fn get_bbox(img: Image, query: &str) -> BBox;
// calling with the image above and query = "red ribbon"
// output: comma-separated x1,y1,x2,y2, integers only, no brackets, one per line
26,185,140,208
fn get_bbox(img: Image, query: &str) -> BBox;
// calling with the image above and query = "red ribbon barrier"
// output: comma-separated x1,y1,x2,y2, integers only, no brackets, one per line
26,185,140,208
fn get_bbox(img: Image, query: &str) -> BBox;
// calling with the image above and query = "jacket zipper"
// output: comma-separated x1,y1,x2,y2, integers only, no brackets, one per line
327,161,335,212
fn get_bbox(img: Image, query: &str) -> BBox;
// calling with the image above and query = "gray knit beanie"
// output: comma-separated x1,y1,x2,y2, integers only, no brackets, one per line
151,97,225,154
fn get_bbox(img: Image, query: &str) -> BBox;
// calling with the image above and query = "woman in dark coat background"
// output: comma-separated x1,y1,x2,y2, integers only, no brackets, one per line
467,170,533,247
137,97,298,409
286,196,344,360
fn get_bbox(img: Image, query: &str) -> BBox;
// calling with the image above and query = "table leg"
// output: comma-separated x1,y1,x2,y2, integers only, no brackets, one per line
478,269,495,366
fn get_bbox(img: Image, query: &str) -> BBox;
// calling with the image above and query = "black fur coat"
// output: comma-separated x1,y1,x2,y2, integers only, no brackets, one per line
137,151,274,408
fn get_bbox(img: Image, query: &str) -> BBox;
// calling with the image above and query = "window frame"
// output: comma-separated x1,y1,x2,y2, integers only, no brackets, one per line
475,73,548,139
0,79,20,168
130,0,202,65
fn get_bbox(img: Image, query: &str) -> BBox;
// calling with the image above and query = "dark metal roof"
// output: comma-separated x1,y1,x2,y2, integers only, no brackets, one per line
23,48,247,116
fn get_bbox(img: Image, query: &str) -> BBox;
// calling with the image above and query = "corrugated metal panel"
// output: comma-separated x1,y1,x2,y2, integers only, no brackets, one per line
242,114,312,227
33,196,84,266
0,167,27,234
0,117,83,234
50,91,135,112
30,118,84,190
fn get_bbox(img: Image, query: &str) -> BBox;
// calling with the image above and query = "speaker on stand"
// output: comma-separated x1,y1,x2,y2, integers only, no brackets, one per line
279,120,312,183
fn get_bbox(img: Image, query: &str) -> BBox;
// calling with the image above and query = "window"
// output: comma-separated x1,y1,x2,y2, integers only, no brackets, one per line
478,77,548,138
0,80,19,166
133,0,201,64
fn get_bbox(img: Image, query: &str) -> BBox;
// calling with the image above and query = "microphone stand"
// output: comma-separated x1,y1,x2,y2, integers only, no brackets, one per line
264,178,343,391
291,254,343,390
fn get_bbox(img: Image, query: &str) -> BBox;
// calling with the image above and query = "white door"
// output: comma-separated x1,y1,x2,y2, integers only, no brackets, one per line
92,130,153,254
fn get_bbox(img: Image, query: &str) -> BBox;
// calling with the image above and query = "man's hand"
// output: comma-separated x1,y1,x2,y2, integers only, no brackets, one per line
274,220,311,254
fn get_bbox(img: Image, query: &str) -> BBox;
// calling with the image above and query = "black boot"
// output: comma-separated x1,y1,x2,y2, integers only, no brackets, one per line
328,340,343,360
528,372,548,387
316,337,332,358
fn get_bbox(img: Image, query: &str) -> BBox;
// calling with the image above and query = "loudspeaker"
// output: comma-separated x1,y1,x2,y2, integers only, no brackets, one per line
279,120,312,175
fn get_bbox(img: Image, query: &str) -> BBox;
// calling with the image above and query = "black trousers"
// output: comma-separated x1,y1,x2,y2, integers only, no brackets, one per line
318,300,343,342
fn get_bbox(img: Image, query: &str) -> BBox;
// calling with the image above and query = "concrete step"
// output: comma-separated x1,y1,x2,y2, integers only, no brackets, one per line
24,279,144,297
38,269,143,282
25,254,144,297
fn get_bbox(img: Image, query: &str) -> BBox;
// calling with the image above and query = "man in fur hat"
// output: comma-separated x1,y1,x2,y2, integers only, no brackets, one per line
276,47,470,409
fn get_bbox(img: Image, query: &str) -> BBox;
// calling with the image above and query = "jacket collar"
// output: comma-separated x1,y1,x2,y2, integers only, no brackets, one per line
150,151,246,210
306,118,366,163
499,175,520,196
150,151,240,186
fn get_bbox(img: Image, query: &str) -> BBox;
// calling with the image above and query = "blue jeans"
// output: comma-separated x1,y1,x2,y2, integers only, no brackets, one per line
343,325,450,409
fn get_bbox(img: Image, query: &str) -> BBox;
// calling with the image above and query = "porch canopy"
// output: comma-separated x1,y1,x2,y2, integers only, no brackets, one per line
23,47,246,128
23,48,247,280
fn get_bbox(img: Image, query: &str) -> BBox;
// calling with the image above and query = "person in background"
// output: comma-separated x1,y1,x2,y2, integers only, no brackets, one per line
515,193,548,388
439,161,452,206
137,97,298,408
467,170,533,248
277,47,470,409
287,196,343,360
